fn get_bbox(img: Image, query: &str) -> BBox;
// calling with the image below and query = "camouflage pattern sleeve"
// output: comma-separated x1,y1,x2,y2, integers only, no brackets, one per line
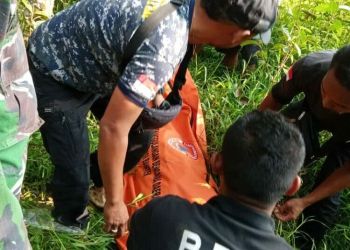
0,0,42,149
118,6,189,107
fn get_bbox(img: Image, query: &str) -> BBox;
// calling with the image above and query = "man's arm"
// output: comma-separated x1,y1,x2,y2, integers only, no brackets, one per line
98,86,143,236
275,161,350,221
0,3,10,42
259,92,283,111
259,57,309,111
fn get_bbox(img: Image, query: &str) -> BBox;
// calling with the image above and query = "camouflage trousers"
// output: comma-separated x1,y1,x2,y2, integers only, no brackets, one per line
0,103,31,250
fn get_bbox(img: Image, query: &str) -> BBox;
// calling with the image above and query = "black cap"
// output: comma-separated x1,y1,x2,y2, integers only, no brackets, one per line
202,0,278,33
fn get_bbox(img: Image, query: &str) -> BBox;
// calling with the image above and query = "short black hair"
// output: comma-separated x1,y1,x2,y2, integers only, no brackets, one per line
330,45,350,90
222,110,305,206
200,0,278,33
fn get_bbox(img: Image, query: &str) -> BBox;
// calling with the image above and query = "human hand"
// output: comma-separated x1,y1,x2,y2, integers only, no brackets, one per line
154,92,165,107
103,200,129,237
274,198,306,221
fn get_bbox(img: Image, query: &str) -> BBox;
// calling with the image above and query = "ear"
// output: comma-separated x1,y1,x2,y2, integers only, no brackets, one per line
210,152,224,175
285,175,302,196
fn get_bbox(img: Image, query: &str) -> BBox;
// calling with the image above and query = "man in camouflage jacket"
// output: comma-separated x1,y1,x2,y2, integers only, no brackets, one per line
27,0,278,236
0,0,41,249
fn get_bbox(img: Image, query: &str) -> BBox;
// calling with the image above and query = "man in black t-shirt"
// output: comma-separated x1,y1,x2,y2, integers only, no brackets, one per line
260,45,350,249
127,110,305,250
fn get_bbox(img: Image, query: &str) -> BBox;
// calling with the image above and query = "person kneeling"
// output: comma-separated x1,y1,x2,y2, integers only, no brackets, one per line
127,110,305,250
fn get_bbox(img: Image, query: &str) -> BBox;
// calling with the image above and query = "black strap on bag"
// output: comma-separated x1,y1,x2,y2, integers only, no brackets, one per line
171,44,194,97
136,44,193,130
119,0,194,131
120,0,185,73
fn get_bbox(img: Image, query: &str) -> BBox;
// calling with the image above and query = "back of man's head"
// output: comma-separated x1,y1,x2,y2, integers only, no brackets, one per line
330,45,350,91
222,110,305,206
200,0,278,34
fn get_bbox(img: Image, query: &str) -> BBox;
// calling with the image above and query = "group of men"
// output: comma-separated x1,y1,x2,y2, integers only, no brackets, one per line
1,0,350,249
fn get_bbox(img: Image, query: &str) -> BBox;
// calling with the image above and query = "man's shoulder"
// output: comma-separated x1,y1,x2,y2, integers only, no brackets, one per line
296,50,334,72
139,195,198,221
131,195,196,232
287,50,333,86
147,195,193,210
303,50,334,61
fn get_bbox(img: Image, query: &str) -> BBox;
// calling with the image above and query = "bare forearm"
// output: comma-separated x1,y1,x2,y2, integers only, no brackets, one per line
259,93,282,111
301,163,350,208
98,123,128,203
98,86,143,234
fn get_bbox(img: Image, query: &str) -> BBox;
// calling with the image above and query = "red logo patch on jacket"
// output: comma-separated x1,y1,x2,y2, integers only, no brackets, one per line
131,74,158,100
286,66,294,81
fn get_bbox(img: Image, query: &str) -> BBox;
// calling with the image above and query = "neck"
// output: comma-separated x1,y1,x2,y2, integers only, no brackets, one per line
220,184,275,216
188,0,206,44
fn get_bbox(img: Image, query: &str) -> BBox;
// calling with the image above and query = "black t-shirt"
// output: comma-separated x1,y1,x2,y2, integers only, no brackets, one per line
271,50,350,143
127,195,292,250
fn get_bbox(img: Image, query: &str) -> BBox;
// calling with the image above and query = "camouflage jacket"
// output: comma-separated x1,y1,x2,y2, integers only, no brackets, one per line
28,0,192,107
0,0,41,150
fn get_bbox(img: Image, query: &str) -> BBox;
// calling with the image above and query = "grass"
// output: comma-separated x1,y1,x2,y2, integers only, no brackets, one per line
18,0,350,249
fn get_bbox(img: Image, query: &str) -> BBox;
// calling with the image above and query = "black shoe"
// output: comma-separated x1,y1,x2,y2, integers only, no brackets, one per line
24,208,88,234
240,44,260,69
53,209,90,230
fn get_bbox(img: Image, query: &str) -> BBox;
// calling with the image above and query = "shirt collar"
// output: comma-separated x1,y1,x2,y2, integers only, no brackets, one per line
207,195,276,232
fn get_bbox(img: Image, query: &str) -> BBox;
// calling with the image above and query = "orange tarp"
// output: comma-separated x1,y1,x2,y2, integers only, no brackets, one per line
117,71,217,248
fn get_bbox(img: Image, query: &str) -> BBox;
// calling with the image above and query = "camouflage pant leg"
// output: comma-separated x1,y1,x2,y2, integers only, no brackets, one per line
0,137,31,250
